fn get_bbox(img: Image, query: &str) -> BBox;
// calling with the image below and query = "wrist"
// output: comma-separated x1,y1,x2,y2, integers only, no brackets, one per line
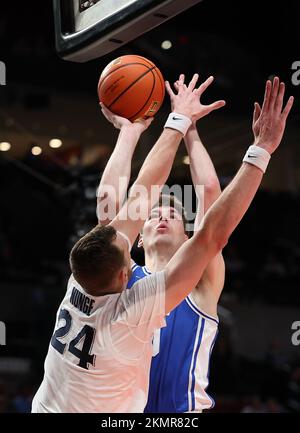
186,122,197,134
120,124,143,137
243,144,271,173
253,140,274,155
164,112,192,136
118,126,141,149
172,110,192,120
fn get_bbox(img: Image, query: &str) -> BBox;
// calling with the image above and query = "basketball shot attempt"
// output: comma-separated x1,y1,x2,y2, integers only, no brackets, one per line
32,75,293,412
98,55,165,121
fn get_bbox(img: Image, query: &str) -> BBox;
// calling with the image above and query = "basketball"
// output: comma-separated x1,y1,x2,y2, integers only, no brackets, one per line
97,55,165,122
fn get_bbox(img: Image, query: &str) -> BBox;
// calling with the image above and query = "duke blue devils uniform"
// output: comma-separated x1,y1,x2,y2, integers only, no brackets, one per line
127,263,219,413
31,247,166,413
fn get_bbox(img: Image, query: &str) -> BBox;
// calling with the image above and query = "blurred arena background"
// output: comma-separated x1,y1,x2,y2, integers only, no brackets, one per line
0,0,300,413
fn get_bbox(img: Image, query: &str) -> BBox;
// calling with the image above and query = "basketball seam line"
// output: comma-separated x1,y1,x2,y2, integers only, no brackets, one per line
154,65,165,99
108,66,156,110
127,57,165,119
128,68,156,121
134,56,165,96
98,62,153,92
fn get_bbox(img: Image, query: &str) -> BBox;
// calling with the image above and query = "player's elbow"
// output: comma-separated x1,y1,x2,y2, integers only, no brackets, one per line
209,220,229,251
205,179,221,201
200,221,228,255
216,233,229,251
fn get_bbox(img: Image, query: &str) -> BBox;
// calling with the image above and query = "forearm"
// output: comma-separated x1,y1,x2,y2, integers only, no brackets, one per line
130,128,182,196
111,128,183,246
185,125,221,210
97,126,140,224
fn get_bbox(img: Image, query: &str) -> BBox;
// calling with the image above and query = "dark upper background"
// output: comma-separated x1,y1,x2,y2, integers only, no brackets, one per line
0,0,300,413
0,0,299,269
1,0,300,181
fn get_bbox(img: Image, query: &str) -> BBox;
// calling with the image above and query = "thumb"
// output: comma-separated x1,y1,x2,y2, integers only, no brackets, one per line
204,100,226,115
253,102,261,123
145,116,155,126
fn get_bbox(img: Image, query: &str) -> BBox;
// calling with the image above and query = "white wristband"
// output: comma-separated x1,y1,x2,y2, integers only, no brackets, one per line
164,112,192,136
243,145,271,174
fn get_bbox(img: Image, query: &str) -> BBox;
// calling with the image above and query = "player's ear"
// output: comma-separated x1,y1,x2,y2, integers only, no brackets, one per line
138,233,144,248
118,265,128,284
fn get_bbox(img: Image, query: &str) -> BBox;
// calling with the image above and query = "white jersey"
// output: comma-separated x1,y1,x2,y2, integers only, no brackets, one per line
31,271,166,413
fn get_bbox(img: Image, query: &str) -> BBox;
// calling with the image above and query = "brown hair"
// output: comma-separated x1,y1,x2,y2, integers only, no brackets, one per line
153,193,189,236
69,225,125,295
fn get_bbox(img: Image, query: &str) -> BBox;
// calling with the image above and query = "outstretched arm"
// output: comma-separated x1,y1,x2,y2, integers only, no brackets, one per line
185,121,225,313
181,76,222,218
180,75,225,311
97,107,153,226
185,125,221,220
164,77,293,313
111,74,225,247
172,75,224,226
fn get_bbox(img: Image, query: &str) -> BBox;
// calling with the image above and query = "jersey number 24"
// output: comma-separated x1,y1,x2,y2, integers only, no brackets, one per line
51,308,96,370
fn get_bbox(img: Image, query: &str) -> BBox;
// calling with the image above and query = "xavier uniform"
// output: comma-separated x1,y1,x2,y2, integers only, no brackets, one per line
127,263,219,413
32,269,166,413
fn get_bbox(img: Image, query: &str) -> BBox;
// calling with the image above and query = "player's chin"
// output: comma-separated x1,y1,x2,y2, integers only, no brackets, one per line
154,230,172,240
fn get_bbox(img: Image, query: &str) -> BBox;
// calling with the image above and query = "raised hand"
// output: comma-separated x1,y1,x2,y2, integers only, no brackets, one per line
100,102,154,134
252,77,294,154
165,73,225,123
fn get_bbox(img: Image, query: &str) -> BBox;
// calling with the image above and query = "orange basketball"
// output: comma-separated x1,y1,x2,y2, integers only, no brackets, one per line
97,55,165,122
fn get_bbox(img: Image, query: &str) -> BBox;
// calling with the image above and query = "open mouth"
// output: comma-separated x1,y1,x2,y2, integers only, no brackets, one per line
156,223,168,231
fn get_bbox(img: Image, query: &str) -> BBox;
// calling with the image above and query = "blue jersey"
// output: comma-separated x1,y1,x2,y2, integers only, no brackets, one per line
127,262,219,413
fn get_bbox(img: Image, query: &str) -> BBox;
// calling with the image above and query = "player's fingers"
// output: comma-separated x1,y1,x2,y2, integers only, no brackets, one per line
99,101,108,112
99,101,110,111
165,80,175,97
176,74,186,94
188,73,199,91
174,81,179,91
134,116,154,128
175,84,188,93
100,102,114,121
178,73,185,84
253,102,261,123
205,100,226,113
274,82,285,115
269,76,280,112
144,116,155,126
281,96,294,121
261,80,272,113
195,76,214,95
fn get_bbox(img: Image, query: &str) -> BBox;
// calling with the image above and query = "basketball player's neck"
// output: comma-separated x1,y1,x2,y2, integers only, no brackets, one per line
144,243,178,272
